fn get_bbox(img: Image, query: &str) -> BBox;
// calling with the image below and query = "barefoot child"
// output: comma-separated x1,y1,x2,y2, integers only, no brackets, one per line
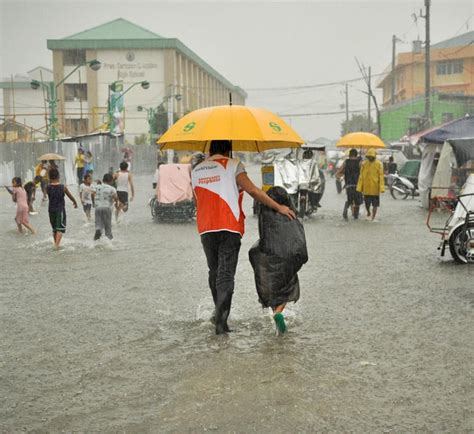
23,175,43,214
113,161,135,221
46,168,78,248
5,177,36,234
92,173,118,240
79,173,95,221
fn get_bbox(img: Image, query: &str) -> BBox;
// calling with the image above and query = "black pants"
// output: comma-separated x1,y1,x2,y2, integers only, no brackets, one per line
77,167,84,184
201,231,241,333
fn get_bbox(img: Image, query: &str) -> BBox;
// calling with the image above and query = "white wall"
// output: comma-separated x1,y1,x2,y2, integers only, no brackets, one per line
95,49,166,141
2,87,51,138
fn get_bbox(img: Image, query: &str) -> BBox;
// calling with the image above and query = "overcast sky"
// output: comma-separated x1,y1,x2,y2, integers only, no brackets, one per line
0,0,472,140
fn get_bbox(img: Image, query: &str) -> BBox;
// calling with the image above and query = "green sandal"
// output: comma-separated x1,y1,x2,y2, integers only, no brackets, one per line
273,312,287,335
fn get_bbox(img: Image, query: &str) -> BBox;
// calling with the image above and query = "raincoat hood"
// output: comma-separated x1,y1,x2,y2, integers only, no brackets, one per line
366,148,377,158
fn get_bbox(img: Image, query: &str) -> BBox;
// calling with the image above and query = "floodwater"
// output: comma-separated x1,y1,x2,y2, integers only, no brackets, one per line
0,165,472,432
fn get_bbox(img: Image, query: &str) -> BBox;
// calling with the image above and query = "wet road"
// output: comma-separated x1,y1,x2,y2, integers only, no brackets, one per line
0,164,472,432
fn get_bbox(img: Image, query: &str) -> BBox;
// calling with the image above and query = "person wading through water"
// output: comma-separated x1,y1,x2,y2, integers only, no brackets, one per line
191,140,296,335
336,148,362,220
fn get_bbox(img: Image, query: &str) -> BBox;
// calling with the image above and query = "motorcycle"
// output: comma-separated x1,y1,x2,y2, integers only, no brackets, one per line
428,174,474,264
389,172,419,200
255,149,325,217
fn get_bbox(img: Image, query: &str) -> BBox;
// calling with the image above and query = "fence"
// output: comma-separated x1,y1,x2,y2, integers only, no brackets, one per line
0,138,158,186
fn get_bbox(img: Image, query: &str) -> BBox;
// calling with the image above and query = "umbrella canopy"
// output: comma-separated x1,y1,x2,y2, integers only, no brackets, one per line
336,132,385,149
37,153,66,161
157,105,304,152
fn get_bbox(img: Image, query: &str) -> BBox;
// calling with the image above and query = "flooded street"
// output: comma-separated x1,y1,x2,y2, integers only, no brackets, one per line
0,164,472,432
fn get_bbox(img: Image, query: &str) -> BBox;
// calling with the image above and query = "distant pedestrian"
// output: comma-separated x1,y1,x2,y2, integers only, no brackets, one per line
75,148,85,184
387,156,397,174
113,161,135,221
34,160,49,202
5,177,36,234
357,148,385,222
79,173,95,221
47,168,78,248
92,173,118,241
336,148,362,220
84,150,94,176
23,175,43,214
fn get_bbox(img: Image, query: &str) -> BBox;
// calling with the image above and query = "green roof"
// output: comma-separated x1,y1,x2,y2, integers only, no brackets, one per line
64,18,164,40
47,18,246,98
431,30,474,50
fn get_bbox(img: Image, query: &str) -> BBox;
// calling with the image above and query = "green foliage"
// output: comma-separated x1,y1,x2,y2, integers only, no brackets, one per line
341,114,375,135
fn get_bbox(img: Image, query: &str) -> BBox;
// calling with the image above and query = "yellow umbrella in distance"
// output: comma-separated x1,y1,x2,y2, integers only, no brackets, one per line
37,153,66,161
158,105,304,152
336,132,385,149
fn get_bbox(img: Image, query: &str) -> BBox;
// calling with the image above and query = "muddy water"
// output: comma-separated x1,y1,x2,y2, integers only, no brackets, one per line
0,165,472,432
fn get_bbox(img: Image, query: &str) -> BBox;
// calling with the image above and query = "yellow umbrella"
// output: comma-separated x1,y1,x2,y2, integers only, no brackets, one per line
336,132,385,149
158,105,304,152
37,153,66,161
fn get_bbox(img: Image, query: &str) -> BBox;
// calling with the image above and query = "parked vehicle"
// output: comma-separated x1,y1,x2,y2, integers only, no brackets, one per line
427,174,474,264
389,173,418,199
150,163,195,222
254,148,325,217
388,160,421,199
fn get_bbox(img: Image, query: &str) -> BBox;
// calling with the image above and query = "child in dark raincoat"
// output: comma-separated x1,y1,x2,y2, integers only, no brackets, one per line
249,186,308,335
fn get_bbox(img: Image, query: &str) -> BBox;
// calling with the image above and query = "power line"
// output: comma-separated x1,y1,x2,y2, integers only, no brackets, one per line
245,73,386,92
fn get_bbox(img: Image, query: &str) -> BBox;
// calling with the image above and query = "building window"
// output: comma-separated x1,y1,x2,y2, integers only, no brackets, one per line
64,118,88,136
442,112,454,123
64,84,87,102
63,50,86,66
436,60,464,75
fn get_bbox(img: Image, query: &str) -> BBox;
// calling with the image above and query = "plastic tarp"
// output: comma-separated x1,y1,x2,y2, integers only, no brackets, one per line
448,138,474,168
156,163,193,204
420,116,474,145
249,187,308,309
418,143,443,208
431,142,456,198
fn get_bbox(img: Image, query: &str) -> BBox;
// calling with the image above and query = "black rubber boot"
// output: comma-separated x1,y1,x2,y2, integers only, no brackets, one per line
342,202,349,220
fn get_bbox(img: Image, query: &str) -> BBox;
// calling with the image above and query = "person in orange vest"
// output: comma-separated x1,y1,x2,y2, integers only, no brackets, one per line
191,140,295,335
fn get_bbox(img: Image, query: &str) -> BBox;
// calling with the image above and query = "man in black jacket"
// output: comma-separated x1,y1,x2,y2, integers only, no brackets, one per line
336,148,362,220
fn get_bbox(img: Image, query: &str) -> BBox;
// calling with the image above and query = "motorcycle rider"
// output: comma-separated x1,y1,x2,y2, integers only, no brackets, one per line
336,148,362,220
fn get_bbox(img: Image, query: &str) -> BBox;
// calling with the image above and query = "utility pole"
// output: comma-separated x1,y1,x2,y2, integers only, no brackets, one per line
420,0,431,126
345,83,349,122
368,66,372,131
355,57,381,136
391,35,397,105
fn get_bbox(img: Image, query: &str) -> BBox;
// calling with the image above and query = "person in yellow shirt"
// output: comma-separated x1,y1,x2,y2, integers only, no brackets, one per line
74,148,85,184
34,160,49,202
356,148,385,221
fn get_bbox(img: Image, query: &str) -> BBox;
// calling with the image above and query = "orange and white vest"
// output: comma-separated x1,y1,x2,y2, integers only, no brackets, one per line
191,155,245,236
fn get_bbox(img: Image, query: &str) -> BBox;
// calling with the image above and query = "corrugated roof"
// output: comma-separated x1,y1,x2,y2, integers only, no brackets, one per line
64,18,164,40
431,30,474,50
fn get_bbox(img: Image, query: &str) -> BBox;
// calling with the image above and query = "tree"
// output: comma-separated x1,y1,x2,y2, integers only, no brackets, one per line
340,114,376,136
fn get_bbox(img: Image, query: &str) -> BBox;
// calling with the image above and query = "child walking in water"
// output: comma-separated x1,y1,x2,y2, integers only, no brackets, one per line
92,173,118,240
113,161,134,221
46,168,77,248
79,173,95,221
5,177,36,234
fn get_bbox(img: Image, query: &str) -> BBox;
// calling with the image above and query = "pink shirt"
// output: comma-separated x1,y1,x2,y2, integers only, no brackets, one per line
13,187,28,210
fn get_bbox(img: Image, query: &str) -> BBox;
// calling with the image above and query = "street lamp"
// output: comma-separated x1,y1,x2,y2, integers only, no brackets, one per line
162,92,182,131
108,80,150,135
31,59,101,141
